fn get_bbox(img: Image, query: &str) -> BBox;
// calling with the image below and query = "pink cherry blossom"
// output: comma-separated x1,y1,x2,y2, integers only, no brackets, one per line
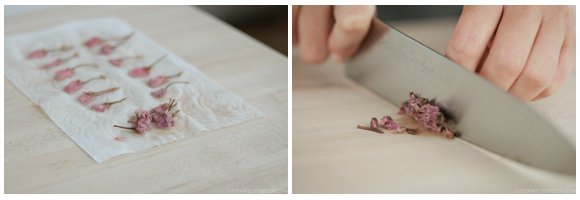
151,88,167,99
54,68,74,81
77,93,95,105
114,136,126,141
108,55,142,67
99,44,115,55
399,92,456,138
91,104,108,112
147,71,182,88
148,76,167,88
84,37,103,48
63,80,83,94
134,111,152,133
27,45,73,59
40,52,78,70
114,99,179,134
370,117,379,129
90,97,127,112
77,87,119,105
85,32,135,49
128,54,167,77
150,81,188,99
149,99,177,129
53,63,98,81
128,67,151,77
41,59,64,69
27,49,47,59
109,59,123,67
380,116,406,133
153,111,174,129
63,75,106,94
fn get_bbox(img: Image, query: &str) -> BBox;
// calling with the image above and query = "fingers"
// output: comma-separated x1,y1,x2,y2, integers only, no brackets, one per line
533,37,575,100
298,5,333,64
534,8,576,100
446,6,503,71
328,5,375,62
292,5,300,46
508,16,566,101
479,6,543,91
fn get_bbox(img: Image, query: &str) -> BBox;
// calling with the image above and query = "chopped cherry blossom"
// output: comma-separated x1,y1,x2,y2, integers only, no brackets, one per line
108,55,142,67
128,54,167,77
399,92,456,138
370,117,379,129
150,81,188,99
27,45,73,59
380,116,406,133
91,97,127,112
54,63,98,81
77,87,119,105
114,136,126,141
63,75,106,94
148,71,183,88
40,52,78,70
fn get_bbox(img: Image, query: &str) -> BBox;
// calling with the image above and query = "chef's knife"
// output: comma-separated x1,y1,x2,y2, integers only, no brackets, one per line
346,19,575,175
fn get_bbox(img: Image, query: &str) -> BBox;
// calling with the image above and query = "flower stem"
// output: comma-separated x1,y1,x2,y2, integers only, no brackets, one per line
47,45,74,52
93,87,120,96
105,97,127,106
61,52,79,63
110,39,128,48
167,71,183,79
113,125,135,131
147,54,167,69
357,125,384,134
72,63,98,70
82,75,106,84
164,81,189,90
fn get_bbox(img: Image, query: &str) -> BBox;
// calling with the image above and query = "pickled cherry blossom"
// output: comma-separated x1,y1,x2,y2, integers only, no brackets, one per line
77,87,120,105
128,54,167,77
54,63,98,81
63,75,106,94
90,97,127,112
27,45,73,59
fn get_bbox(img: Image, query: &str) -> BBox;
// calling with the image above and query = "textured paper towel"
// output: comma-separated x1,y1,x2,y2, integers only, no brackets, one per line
4,18,263,162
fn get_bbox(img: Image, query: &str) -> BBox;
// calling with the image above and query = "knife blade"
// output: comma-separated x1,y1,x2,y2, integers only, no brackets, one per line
346,19,575,175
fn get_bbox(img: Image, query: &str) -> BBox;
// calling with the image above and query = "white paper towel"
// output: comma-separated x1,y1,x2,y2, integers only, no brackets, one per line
4,17,264,162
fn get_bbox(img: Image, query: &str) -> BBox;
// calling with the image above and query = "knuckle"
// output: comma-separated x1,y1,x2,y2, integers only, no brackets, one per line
447,35,482,61
541,85,557,97
492,54,525,79
523,68,551,89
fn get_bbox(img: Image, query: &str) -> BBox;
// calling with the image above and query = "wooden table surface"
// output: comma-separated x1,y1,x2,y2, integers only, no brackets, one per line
4,6,288,193
292,19,575,193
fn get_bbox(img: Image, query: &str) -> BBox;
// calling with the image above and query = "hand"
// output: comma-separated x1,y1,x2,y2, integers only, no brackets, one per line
293,5,376,64
446,5,576,101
